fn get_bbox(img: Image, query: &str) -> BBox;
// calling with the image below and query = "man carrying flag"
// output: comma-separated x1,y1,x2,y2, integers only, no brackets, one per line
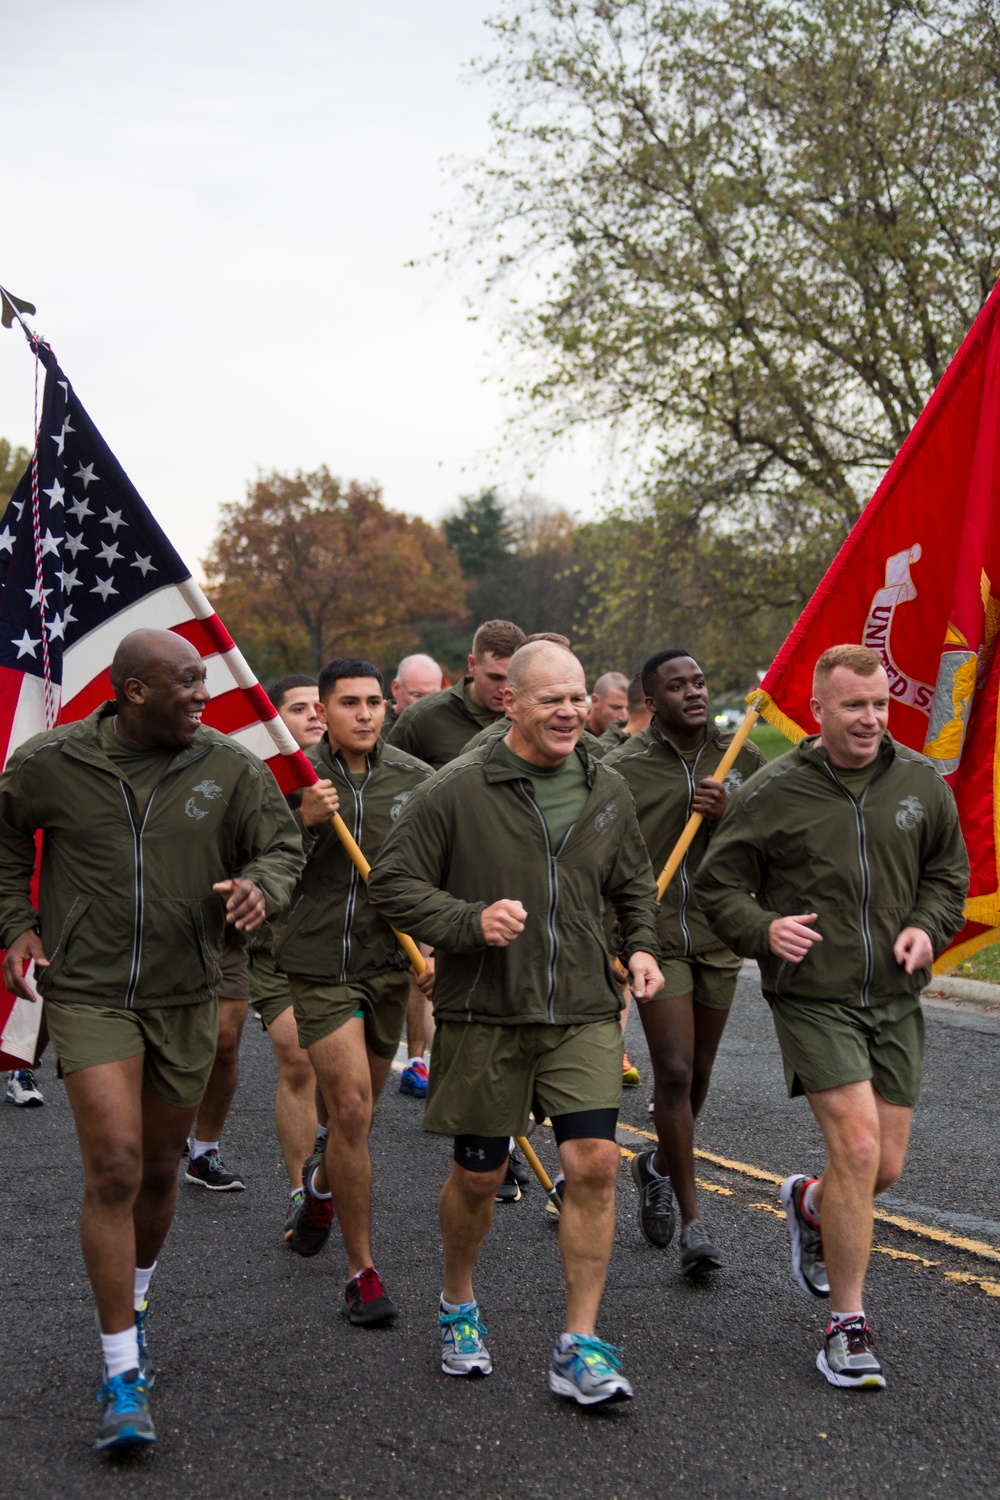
0,329,312,1453
697,645,967,1389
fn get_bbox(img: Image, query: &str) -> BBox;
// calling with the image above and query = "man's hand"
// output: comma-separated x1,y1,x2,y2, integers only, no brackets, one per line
480,899,528,947
768,913,823,962
412,953,435,997
1,929,48,999
691,777,729,822
894,926,934,974
628,951,664,1001
300,779,340,830
213,878,266,933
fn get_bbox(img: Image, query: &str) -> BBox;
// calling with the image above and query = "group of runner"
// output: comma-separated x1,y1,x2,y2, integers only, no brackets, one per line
0,622,968,1452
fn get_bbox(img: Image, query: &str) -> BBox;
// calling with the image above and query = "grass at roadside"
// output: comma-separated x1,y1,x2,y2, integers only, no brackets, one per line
749,721,794,761
941,943,1000,984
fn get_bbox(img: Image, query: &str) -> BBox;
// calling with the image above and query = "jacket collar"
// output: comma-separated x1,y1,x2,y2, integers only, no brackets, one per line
479,729,597,787
796,732,898,773
312,730,384,780
57,702,212,773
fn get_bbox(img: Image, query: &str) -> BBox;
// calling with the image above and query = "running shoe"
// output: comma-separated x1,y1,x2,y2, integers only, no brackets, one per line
548,1335,633,1406
679,1219,722,1277
630,1148,676,1248
780,1174,830,1297
817,1316,885,1390
507,1146,531,1188
440,1302,492,1376
291,1165,334,1257
283,1187,305,1243
399,1059,428,1097
184,1149,245,1191
344,1266,396,1326
5,1069,44,1107
622,1053,640,1088
311,1131,328,1160
134,1300,155,1389
495,1162,522,1204
95,1369,156,1452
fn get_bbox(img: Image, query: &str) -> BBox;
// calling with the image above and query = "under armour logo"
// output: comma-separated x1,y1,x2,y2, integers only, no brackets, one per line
463,1147,486,1162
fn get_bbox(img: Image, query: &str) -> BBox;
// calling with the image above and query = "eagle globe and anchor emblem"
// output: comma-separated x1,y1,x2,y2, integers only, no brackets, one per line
862,543,998,778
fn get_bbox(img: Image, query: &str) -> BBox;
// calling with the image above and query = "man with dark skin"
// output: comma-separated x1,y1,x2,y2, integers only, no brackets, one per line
0,628,302,1452
604,650,765,1273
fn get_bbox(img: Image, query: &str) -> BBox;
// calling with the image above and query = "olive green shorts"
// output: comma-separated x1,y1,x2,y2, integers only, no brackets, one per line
249,949,293,1029
43,996,219,1111
657,950,742,1009
769,993,925,1107
217,937,250,1001
423,1018,624,1138
290,970,410,1058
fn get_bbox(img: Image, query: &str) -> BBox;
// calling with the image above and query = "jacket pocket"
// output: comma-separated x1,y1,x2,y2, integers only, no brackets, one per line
38,896,93,991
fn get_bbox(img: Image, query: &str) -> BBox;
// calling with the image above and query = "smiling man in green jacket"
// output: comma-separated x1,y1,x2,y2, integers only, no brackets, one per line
369,640,663,1406
0,628,303,1454
697,644,968,1392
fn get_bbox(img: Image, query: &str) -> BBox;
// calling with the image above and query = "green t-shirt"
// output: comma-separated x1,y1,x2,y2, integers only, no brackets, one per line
829,760,881,799
99,716,175,817
498,742,590,851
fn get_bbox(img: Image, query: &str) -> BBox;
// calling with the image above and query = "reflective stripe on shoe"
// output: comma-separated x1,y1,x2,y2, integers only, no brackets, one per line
817,1317,885,1390
548,1335,633,1406
184,1149,245,1191
780,1175,830,1297
630,1148,675,1248
440,1304,492,1377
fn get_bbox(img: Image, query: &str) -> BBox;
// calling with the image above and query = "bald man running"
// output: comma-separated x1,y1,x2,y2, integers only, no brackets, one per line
369,641,663,1405
0,629,302,1452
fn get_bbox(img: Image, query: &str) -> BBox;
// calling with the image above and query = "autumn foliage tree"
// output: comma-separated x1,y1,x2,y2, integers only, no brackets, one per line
204,468,469,680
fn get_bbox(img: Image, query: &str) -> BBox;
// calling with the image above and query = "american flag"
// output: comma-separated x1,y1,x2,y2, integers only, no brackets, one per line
0,337,316,1064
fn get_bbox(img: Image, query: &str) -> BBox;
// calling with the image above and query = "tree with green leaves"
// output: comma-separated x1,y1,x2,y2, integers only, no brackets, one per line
460,0,1000,674
0,438,29,519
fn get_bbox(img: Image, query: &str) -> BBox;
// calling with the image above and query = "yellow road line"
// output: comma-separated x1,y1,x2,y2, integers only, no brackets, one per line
617,1123,1000,1265
944,1271,1000,1298
872,1247,939,1267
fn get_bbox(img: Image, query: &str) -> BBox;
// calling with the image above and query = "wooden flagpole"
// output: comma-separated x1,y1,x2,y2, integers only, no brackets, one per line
655,707,759,900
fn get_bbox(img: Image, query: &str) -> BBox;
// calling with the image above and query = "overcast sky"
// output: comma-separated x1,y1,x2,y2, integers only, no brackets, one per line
0,0,609,575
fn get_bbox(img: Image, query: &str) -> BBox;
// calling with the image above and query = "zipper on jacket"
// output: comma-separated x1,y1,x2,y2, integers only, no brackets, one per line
823,766,875,1008
120,784,157,1010
339,758,372,983
520,785,561,1023
675,743,707,960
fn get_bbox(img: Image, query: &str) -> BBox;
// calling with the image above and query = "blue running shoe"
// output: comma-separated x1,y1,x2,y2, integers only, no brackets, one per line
399,1060,428,1098
95,1370,156,1452
548,1335,633,1406
440,1302,492,1377
134,1301,155,1389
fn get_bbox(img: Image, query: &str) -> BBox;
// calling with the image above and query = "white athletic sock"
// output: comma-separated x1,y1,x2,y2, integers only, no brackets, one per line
829,1310,865,1326
133,1261,157,1311
803,1180,821,1223
440,1295,476,1314
100,1326,140,1379
307,1163,332,1199
190,1138,219,1160
407,1056,423,1068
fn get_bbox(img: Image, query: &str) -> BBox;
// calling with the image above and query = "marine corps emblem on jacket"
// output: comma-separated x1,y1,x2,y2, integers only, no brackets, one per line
895,795,925,832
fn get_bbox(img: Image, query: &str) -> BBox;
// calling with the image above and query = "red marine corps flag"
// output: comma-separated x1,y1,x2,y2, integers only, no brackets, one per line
0,323,317,1065
751,281,1000,968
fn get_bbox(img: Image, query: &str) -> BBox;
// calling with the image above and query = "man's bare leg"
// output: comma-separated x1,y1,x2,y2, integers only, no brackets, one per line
192,997,248,1144
557,1137,619,1335
307,1018,390,1277
439,1160,507,1305
641,992,729,1224
266,1006,317,1189
64,1057,195,1333
805,1081,915,1310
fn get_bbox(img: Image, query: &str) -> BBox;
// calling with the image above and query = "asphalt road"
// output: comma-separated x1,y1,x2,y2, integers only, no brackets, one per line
2,971,998,1499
